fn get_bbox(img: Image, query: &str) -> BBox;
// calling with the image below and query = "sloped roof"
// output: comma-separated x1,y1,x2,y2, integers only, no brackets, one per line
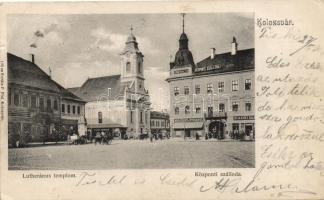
69,75,132,102
195,48,254,75
7,53,85,103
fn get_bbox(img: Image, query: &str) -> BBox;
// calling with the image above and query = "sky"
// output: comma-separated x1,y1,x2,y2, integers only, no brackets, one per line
7,13,254,111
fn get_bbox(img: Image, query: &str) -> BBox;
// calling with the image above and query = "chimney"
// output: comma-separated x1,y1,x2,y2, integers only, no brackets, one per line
210,48,216,59
231,37,238,55
30,54,35,63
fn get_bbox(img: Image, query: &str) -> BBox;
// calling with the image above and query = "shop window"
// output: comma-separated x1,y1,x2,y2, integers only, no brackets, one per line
232,80,238,91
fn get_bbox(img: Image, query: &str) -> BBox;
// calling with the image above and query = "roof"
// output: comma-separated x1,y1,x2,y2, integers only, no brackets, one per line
69,75,132,102
7,53,85,103
150,111,169,119
195,48,254,75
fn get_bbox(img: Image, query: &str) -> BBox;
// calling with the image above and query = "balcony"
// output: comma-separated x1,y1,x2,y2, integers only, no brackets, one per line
204,112,227,120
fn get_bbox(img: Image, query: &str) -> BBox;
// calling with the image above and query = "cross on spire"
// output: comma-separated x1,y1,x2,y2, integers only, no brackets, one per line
181,13,186,33
130,25,133,34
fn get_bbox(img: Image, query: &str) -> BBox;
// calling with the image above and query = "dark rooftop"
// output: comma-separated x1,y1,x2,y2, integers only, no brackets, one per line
7,53,85,102
68,75,132,102
195,48,254,75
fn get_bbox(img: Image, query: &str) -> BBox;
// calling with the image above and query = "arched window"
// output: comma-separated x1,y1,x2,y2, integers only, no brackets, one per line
126,62,131,73
98,111,103,123
175,107,179,115
137,62,141,73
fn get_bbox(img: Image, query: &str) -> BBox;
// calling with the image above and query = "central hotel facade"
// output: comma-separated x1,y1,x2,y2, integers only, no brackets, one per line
166,25,255,139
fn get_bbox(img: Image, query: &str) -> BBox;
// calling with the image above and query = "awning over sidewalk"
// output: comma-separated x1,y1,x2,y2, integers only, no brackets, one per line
87,123,126,129
173,122,204,129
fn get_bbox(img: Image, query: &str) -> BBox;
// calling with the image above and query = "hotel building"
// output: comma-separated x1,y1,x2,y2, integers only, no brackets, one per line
166,29,254,139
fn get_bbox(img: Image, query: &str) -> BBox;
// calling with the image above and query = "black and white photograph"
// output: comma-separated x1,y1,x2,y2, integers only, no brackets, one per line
7,13,255,170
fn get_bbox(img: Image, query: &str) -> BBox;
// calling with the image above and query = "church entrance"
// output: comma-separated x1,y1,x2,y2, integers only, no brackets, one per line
208,121,224,139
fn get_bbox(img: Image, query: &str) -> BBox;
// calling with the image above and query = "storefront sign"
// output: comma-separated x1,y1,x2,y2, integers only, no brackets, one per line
174,69,189,74
233,115,254,120
174,118,204,123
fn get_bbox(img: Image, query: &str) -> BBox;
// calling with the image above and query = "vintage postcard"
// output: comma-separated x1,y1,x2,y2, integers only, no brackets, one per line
0,1,323,200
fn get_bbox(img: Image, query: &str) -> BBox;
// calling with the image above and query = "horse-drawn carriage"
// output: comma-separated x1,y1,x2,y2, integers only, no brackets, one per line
93,131,113,145
68,134,87,145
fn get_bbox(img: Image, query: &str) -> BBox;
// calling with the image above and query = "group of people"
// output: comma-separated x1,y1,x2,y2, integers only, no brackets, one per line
93,131,114,145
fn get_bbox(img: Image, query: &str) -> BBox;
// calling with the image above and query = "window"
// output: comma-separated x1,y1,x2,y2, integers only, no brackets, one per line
39,97,44,111
140,111,143,123
54,99,58,110
245,102,252,111
207,83,213,94
232,80,238,91
175,107,179,115
195,85,200,94
218,82,224,93
219,103,225,112
195,106,201,114
130,110,133,123
14,93,19,106
208,106,213,116
126,62,131,73
138,62,141,73
98,112,102,124
22,94,28,107
47,98,51,111
67,105,70,113
62,104,65,113
161,121,165,127
185,106,190,114
77,106,80,114
157,121,160,127
145,112,148,125
8,90,11,105
31,96,37,108
72,105,76,114
174,87,180,96
232,102,239,112
184,86,189,95
245,79,251,90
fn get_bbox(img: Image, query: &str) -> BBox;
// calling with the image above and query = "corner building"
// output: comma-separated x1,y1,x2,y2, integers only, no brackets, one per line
166,30,255,139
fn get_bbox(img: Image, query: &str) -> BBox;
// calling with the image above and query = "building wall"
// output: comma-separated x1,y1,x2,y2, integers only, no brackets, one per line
61,99,86,135
8,84,61,145
169,70,254,137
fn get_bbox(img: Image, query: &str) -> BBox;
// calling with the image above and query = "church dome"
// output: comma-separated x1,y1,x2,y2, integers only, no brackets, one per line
174,49,194,67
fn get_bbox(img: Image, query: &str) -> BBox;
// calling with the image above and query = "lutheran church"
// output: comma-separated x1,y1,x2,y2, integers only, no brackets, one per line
69,29,151,139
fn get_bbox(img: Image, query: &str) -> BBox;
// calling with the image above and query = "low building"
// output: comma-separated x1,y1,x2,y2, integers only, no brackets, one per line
7,53,86,147
166,26,254,139
150,111,170,137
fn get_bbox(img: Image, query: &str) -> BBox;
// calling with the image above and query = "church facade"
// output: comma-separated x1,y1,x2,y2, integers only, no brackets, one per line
166,21,255,140
69,30,151,139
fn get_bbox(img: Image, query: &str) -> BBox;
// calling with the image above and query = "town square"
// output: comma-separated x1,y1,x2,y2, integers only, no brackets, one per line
7,13,255,169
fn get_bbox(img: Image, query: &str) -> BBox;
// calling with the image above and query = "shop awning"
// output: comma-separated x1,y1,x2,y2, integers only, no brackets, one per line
87,123,126,129
173,122,204,129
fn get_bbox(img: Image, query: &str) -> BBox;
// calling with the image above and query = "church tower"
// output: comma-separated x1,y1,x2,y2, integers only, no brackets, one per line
120,26,145,95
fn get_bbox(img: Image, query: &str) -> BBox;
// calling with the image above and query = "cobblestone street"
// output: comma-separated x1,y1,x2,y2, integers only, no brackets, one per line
9,139,254,170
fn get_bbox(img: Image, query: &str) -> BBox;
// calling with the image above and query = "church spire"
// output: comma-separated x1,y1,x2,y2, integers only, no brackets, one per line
182,13,185,33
